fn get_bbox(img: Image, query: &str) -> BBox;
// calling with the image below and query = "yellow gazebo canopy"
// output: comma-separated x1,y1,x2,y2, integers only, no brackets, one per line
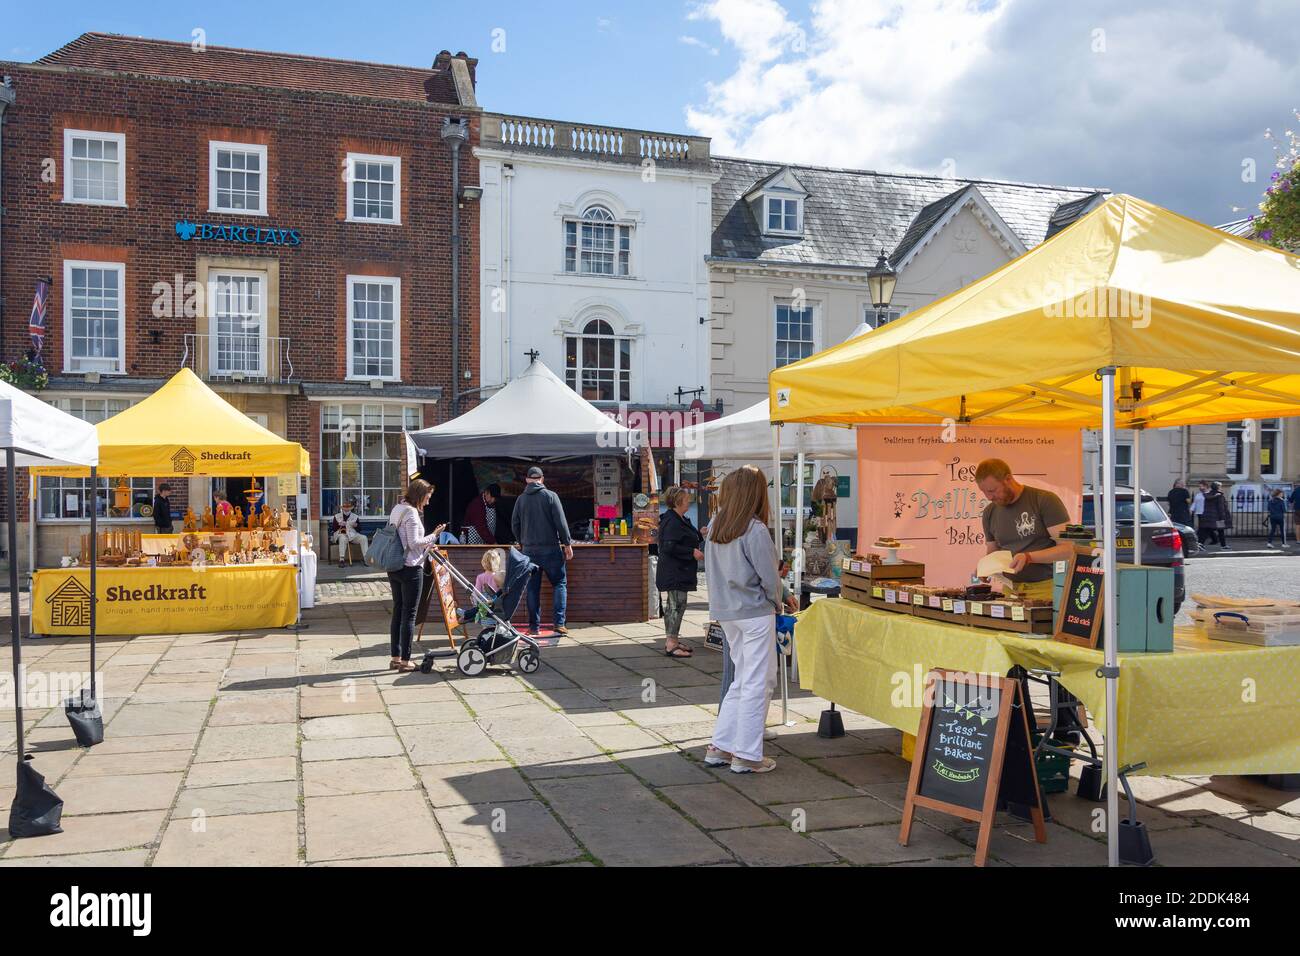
32,368,310,477
770,194,1300,429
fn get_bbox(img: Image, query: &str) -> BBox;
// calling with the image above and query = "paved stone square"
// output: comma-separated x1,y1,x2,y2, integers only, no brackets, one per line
2,576,1298,866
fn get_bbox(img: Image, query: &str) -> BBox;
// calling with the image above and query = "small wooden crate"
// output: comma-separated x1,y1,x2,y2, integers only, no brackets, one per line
912,594,971,627
860,582,915,614
968,601,1054,635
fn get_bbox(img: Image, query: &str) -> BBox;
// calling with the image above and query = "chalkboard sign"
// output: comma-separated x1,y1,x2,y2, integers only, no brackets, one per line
900,669,1046,866
415,550,469,649
1055,547,1104,648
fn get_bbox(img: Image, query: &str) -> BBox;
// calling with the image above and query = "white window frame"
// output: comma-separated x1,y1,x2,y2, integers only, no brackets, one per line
774,298,818,368
565,318,632,403
345,275,402,382
62,259,126,375
764,195,802,236
863,303,907,329
38,396,152,523
1113,440,1134,487
208,141,268,215
320,402,423,518
63,129,127,207
345,153,402,225
1260,419,1282,481
1226,421,1247,481
207,269,268,378
563,206,633,277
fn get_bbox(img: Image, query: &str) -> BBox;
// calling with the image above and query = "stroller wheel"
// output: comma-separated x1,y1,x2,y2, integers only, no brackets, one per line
517,649,540,674
419,654,435,675
457,645,488,677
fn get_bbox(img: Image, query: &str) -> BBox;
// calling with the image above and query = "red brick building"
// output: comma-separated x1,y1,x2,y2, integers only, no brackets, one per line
0,34,480,566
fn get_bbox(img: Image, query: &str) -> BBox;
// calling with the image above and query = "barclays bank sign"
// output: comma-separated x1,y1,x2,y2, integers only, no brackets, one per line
174,219,302,247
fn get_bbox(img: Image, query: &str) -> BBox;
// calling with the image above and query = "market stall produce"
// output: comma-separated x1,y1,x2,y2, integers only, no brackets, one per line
770,193,1300,865
29,368,311,636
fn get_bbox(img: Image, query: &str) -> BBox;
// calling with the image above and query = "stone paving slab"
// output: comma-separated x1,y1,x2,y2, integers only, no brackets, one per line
434,800,581,866
534,773,731,866
714,825,839,866
305,791,443,863
153,810,299,867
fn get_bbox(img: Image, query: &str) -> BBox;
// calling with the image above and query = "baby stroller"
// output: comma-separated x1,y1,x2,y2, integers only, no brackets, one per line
420,547,542,677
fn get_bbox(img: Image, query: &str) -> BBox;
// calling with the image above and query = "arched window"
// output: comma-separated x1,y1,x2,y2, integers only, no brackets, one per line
565,318,631,402
564,205,632,276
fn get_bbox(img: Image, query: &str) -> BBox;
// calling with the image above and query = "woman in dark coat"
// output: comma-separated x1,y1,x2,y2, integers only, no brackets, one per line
657,486,704,658
1202,481,1232,550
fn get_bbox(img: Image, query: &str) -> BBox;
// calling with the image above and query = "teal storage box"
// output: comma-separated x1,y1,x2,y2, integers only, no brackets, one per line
1052,562,1174,653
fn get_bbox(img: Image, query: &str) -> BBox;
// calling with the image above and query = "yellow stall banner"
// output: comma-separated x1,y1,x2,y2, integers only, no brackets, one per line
32,565,298,637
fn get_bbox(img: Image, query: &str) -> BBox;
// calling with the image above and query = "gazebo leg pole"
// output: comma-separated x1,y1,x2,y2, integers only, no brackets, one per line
771,423,782,547
1101,368,1120,867
1133,428,1142,566
89,466,97,702
7,449,25,767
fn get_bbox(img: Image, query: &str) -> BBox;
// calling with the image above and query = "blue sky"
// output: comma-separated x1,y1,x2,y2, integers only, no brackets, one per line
6,0,1298,224
3,0,745,133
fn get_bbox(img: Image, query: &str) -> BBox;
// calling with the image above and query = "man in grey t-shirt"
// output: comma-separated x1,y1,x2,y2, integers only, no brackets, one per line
976,458,1073,599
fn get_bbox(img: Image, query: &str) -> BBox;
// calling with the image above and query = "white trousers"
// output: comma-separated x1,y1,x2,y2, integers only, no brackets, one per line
333,529,368,556
711,614,777,762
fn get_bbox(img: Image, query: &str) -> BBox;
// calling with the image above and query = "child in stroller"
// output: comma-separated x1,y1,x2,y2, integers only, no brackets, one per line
422,546,543,676
458,548,506,624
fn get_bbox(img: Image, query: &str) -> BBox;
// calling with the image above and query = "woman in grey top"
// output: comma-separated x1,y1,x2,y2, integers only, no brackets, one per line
387,479,445,672
703,466,781,774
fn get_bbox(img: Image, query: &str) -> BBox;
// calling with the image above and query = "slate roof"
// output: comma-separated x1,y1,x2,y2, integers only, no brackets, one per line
711,156,1107,269
1044,191,1107,240
33,32,472,105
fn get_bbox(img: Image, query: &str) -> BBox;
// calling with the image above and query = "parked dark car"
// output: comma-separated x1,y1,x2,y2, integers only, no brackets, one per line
1079,486,1186,613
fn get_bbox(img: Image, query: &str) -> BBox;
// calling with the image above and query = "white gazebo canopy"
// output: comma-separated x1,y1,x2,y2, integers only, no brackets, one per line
676,398,856,461
410,360,642,460
0,382,99,468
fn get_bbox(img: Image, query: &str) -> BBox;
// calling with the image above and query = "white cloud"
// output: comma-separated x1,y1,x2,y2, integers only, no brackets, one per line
684,0,1300,222
679,35,720,56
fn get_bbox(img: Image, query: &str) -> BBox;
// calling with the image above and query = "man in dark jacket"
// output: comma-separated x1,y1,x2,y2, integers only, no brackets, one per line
511,467,572,636
153,483,174,533
656,487,703,658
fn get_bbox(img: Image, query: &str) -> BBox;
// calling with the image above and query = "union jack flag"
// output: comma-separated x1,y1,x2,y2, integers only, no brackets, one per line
28,278,51,354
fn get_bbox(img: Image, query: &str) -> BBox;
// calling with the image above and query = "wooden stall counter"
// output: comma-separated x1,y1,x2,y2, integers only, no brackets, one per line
437,543,650,624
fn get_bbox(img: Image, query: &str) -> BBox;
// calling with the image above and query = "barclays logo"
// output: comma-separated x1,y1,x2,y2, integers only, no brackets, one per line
173,219,302,247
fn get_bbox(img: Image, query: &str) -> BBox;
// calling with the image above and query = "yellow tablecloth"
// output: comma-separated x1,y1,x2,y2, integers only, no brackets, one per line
32,565,298,637
796,599,1300,776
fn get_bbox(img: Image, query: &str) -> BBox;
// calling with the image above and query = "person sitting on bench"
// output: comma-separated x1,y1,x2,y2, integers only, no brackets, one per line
332,498,368,566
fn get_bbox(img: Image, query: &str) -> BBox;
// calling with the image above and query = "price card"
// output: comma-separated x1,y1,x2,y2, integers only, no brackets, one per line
841,557,852,570
885,589,897,604
953,600,967,615
851,560,863,573
913,593,925,606
991,604,1007,619
970,602,984,616
1012,605,1026,621
1054,560,1066,574
942,598,954,612
871,586,883,598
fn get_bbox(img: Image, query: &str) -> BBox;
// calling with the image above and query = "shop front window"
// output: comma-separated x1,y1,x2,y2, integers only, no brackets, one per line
321,403,421,518
38,397,152,520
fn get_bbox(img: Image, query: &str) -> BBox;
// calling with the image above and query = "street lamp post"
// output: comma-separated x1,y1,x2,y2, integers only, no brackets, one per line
867,248,898,327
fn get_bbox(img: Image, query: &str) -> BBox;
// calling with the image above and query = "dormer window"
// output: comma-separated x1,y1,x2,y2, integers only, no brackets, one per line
744,166,808,239
767,197,800,234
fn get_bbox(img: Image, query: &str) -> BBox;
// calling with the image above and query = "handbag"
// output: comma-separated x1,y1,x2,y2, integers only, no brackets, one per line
365,518,408,572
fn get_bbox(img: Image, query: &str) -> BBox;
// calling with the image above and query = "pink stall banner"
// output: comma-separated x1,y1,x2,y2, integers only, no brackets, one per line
856,426,1082,587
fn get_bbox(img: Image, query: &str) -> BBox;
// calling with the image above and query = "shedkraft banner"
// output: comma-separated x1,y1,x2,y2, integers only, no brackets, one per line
32,565,298,636
856,426,1082,587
